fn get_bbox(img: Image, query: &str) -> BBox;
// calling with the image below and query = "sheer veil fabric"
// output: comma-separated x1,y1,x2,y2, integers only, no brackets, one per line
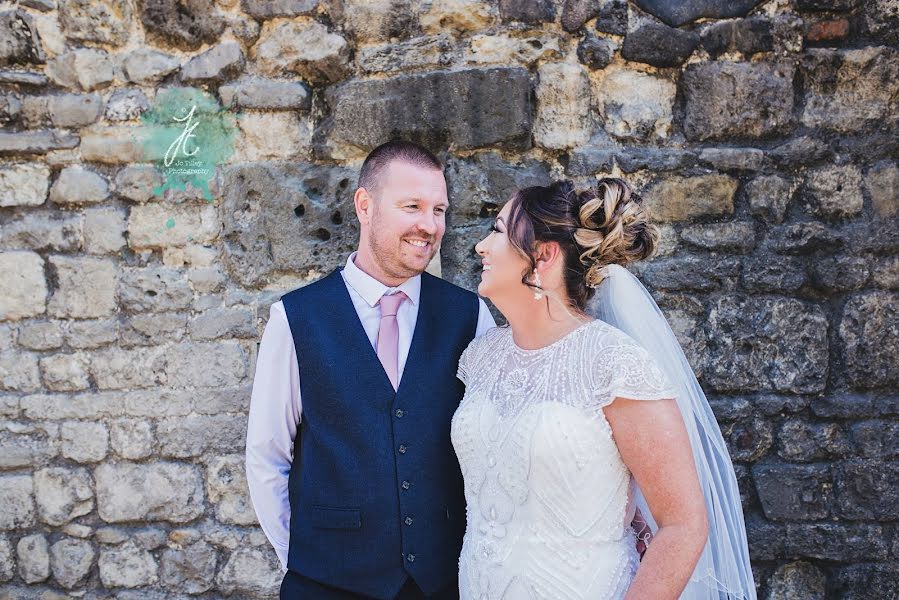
591,264,757,600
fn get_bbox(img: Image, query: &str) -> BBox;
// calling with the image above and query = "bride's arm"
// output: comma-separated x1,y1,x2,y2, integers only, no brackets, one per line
603,396,709,600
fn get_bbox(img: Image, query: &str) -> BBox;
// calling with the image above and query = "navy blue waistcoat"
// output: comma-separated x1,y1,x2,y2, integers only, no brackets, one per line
280,266,479,599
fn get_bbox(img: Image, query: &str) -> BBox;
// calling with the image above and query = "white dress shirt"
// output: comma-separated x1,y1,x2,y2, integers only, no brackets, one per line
245,251,497,569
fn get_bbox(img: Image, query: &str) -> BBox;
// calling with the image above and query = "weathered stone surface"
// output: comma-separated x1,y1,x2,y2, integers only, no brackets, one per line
59,0,132,46
122,49,181,84
109,419,155,459
801,47,899,133
219,76,311,110
241,0,317,19
357,35,458,74
121,312,187,347
701,17,773,56
681,61,794,141
235,111,312,161
16,533,49,583
118,266,193,313
622,12,699,68
140,0,226,50
105,88,149,122
0,10,45,66
634,0,764,27
220,162,357,286
99,542,159,588
0,347,40,391
0,534,10,581
33,467,93,526
594,0,627,34
66,319,118,349
50,165,109,205
862,0,899,45
61,421,108,463
705,296,828,393
95,462,205,523
0,422,58,468
45,49,114,91
778,419,850,461
596,67,675,141
767,561,827,600
83,207,126,254
0,475,35,529
637,254,740,292
0,130,79,156
49,537,94,588
17,321,63,351
161,541,216,593
39,352,90,391
534,62,590,150
839,292,898,389
127,202,220,250
745,174,793,224
323,67,533,157
207,455,257,525
697,147,764,171
497,0,554,23
576,33,615,70
157,415,246,458
801,164,863,221
0,163,50,207
114,165,164,203
721,416,773,461
680,222,755,253
43,93,103,128
764,222,840,255
189,307,256,340
753,463,831,520
0,251,47,321
834,460,899,520
742,256,807,293
830,563,899,600
810,256,869,293
80,125,162,164
47,256,116,319
89,345,167,390
643,174,737,222
866,161,898,218
420,0,496,33
216,547,282,596
181,42,245,83
254,18,350,83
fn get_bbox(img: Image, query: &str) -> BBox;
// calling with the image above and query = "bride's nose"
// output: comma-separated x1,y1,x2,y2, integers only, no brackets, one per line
475,238,486,256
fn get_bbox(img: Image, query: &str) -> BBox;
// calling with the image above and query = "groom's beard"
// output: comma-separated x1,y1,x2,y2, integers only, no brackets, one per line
367,225,437,280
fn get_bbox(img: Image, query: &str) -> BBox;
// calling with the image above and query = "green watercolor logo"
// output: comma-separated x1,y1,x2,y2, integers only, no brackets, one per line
137,87,238,202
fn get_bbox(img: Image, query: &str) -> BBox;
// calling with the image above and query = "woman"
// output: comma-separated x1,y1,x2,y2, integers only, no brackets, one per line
452,179,755,599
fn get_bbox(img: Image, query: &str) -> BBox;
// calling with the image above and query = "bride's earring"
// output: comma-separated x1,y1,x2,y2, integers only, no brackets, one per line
532,270,543,300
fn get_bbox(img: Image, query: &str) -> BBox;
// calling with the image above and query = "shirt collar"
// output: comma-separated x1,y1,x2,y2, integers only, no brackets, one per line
342,251,421,308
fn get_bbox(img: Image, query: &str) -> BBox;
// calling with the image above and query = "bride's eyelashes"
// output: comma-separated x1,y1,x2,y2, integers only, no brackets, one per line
489,223,501,234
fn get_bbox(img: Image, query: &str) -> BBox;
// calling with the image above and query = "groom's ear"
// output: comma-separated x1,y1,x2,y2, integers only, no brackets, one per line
354,187,372,225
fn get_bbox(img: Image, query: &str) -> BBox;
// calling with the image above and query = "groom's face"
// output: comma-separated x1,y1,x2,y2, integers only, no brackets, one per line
365,160,448,279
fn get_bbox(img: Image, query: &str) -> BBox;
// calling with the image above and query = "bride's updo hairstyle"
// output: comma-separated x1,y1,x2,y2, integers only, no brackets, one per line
505,178,660,311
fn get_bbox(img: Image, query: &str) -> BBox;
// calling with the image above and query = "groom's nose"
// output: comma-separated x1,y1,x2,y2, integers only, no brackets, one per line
416,213,439,237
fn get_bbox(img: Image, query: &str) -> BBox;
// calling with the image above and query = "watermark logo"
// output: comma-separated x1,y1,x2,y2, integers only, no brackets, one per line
137,87,238,202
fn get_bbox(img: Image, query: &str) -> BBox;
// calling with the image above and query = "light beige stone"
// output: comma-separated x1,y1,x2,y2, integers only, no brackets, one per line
596,67,676,141
47,255,117,318
0,251,47,321
0,164,50,207
127,202,220,250
534,62,592,150
60,421,108,463
33,467,94,526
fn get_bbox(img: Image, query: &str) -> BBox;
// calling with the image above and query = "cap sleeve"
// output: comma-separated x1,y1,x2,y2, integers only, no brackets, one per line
592,331,678,407
456,340,475,386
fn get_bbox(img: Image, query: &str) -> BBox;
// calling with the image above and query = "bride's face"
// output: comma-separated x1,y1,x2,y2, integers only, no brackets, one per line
474,200,531,301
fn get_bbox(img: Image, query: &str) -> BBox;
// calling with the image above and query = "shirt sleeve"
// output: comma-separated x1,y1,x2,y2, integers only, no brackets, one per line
245,301,300,571
475,298,497,338
593,334,678,407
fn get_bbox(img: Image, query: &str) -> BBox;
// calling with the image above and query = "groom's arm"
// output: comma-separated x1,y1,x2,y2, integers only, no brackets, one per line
245,301,301,571
475,298,497,337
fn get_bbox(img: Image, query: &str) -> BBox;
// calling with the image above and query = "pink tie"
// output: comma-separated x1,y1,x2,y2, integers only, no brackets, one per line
377,291,407,391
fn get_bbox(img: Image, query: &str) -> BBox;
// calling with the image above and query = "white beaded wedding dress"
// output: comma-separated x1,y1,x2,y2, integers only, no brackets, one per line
452,319,678,600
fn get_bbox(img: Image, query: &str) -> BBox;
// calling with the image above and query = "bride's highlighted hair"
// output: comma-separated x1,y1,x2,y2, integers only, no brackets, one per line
505,178,660,311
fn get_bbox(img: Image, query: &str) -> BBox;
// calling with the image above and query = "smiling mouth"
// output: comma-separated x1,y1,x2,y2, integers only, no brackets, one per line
405,239,431,249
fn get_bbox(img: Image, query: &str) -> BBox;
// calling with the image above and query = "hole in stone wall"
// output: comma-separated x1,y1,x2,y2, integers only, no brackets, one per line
294,204,305,217
339,178,349,189
331,210,343,225
528,39,543,49
315,228,331,241
479,202,499,218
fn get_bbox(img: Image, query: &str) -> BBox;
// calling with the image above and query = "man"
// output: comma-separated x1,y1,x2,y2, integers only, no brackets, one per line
245,140,496,600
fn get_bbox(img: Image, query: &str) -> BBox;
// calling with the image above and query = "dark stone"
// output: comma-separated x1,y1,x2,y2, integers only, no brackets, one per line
753,463,832,520
0,69,48,85
834,461,899,520
576,33,615,70
811,393,899,419
722,417,773,461
440,223,493,295
681,61,795,142
240,0,317,19
830,563,899,600
746,514,787,560
680,222,756,253
777,419,851,461
565,146,616,177
701,17,774,57
219,77,311,111
220,162,358,287
139,0,226,51
0,129,79,155
809,256,869,292
764,222,841,255
698,147,765,171
769,136,833,168
861,0,899,45
595,0,627,35
613,148,697,173
633,0,765,27
321,68,534,156
745,175,793,224
795,0,858,10
561,0,600,32
839,291,899,389
0,10,46,66
622,16,700,68
752,394,810,416
784,523,888,560
767,562,827,600
850,420,899,459
636,254,741,292
742,257,807,293
706,396,752,420
498,0,555,24
704,295,829,394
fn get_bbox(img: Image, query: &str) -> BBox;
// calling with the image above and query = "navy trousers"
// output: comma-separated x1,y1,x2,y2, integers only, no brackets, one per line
280,570,459,600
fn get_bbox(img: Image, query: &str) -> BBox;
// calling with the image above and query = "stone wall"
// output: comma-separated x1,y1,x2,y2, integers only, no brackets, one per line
0,0,897,597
